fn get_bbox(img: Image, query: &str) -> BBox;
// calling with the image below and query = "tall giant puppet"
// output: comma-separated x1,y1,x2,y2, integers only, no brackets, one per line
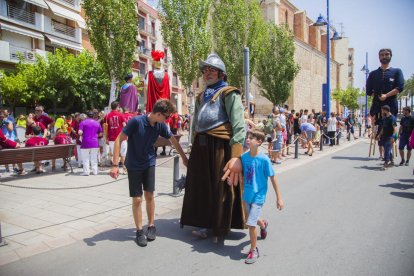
146,50,170,113
119,73,139,112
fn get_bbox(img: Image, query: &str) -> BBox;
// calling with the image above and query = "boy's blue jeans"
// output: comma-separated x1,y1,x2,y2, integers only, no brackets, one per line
383,136,392,162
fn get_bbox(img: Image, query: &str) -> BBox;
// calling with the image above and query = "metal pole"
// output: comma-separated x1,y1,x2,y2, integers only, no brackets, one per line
326,0,331,119
365,53,368,117
0,222,7,247
320,132,323,151
172,155,180,196
294,134,299,159
244,47,250,115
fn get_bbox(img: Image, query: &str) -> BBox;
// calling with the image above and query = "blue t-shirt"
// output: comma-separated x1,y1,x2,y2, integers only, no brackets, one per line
300,122,316,132
123,115,172,171
241,152,275,204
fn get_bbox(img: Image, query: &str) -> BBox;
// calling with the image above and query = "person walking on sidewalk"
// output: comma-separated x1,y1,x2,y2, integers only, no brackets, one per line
327,112,337,146
238,128,284,264
300,122,316,156
377,105,397,170
109,99,188,247
398,107,414,166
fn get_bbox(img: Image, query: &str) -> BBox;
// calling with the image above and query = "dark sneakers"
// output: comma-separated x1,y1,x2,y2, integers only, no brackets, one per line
136,230,147,247
147,225,156,241
260,220,268,239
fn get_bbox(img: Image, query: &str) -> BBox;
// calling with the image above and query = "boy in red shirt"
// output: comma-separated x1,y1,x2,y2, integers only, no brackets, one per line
104,102,126,172
52,128,73,170
26,126,49,174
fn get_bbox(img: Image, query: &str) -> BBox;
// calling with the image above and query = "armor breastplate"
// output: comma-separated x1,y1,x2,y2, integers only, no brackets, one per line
195,94,229,133
153,69,164,84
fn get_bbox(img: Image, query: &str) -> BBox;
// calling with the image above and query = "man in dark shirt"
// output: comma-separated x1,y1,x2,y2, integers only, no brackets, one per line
398,107,414,166
378,105,397,170
366,48,404,123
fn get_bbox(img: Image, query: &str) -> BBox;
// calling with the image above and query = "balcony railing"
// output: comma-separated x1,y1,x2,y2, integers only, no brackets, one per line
137,47,151,56
10,45,35,62
7,4,35,25
52,20,76,38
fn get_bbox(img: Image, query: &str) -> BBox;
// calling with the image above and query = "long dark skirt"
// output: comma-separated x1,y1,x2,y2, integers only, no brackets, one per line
180,133,245,236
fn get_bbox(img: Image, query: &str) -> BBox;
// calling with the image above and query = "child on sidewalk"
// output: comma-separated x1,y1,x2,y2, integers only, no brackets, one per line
240,128,284,264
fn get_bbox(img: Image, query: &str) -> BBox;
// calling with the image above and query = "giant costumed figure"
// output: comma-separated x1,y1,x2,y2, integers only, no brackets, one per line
120,73,139,112
180,53,246,241
146,50,170,113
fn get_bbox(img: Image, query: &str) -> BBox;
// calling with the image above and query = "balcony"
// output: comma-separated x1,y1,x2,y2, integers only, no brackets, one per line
44,16,81,43
10,44,35,62
136,46,151,57
0,1,44,31
54,0,81,11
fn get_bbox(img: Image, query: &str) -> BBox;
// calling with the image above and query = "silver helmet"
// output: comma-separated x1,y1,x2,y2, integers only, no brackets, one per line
199,52,226,73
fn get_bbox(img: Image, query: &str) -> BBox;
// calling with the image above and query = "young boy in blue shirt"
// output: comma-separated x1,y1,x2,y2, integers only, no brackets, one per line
241,128,284,264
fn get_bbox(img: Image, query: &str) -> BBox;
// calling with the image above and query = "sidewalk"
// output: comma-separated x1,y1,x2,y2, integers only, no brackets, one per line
0,132,362,266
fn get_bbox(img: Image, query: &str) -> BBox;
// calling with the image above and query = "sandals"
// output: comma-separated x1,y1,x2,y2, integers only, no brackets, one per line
192,229,208,239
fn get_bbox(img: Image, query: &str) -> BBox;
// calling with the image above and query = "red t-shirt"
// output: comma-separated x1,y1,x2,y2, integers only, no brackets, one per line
169,113,179,130
54,134,72,145
104,111,125,141
26,137,49,147
123,112,136,124
34,115,54,127
25,121,46,136
0,129,17,149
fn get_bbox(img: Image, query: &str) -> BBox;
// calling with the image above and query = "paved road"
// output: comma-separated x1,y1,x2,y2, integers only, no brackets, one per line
1,141,413,276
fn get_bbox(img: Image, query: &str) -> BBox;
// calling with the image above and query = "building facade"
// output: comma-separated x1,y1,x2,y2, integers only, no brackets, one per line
256,0,354,115
0,0,85,68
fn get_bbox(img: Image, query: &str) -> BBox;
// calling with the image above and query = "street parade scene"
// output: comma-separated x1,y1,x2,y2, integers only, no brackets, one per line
0,0,413,275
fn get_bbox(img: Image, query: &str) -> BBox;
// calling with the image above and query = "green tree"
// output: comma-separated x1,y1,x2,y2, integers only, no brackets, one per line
399,74,414,97
332,86,362,111
256,23,299,105
83,0,138,106
211,0,266,89
0,70,29,114
159,0,212,101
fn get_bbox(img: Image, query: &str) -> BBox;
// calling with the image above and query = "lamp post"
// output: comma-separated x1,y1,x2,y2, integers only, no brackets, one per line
313,0,341,119
361,52,369,118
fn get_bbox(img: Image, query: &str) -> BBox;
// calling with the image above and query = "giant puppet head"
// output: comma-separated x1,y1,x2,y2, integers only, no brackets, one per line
151,50,164,69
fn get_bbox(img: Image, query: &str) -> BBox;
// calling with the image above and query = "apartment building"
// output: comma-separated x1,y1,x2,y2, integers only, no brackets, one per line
134,0,186,114
0,0,85,68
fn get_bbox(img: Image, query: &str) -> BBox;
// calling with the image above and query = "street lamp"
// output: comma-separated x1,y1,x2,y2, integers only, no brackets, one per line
361,52,369,118
313,0,342,119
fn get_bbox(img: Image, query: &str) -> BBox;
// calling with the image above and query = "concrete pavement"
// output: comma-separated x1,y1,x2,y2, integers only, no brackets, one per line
0,133,366,266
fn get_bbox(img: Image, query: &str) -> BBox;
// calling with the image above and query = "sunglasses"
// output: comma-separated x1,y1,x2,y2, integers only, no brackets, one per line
202,66,218,74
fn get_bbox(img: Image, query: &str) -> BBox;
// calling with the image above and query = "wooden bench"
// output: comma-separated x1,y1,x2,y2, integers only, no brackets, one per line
0,144,76,173
153,134,182,155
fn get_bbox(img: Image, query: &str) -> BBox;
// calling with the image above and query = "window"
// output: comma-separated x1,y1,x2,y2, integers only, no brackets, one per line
151,43,155,51
139,62,146,77
285,10,288,24
173,73,178,86
151,21,156,36
138,16,145,31
164,48,168,62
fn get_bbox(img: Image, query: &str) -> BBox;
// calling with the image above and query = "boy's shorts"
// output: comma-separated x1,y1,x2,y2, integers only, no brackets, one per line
399,134,411,150
128,166,155,197
244,202,263,227
272,134,283,152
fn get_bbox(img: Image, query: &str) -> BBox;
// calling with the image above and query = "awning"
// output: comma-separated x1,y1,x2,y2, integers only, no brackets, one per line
0,22,44,40
45,34,83,51
45,0,86,29
24,0,48,9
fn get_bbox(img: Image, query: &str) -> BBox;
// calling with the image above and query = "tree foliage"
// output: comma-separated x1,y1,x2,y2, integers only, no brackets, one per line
159,0,212,91
211,0,266,89
399,74,414,97
83,0,138,83
0,50,110,113
332,86,363,111
256,23,299,105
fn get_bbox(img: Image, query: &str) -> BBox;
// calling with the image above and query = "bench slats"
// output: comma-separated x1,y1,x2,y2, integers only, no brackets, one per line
0,144,75,165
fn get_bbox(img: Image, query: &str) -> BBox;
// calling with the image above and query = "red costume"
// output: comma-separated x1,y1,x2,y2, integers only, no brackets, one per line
146,50,170,113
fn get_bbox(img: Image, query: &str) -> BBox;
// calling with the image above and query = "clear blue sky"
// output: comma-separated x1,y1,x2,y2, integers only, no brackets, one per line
148,0,414,90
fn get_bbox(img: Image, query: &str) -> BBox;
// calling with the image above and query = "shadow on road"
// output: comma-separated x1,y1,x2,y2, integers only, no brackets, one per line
81,218,249,261
354,165,381,171
155,218,249,261
398,179,414,183
379,183,414,190
389,192,414,199
332,156,377,161
83,228,136,246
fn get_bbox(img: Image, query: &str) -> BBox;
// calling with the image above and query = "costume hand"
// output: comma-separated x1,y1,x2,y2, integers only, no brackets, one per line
379,94,387,101
221,157,242,186
277,198,284,210
15,143,21,148
109,167,119,179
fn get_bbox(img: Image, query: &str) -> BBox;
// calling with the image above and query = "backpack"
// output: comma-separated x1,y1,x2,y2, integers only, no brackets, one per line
263,118,274,135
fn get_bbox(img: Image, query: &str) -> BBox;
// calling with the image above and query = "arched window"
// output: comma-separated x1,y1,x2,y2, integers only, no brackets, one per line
285,10,288,25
